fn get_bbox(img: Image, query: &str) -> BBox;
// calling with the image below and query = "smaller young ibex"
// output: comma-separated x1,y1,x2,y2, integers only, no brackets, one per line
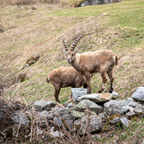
46,67,87,102
62,36,118,94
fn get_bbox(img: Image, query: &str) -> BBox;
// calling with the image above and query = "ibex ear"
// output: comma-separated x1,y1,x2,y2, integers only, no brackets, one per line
74,49,78,54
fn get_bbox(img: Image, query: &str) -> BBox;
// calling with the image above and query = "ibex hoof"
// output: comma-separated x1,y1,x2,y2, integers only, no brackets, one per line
98,90,103,93
87,91,91,94
109,89,113,93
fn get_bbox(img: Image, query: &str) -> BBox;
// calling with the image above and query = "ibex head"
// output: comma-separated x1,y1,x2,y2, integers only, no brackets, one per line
62,36,82,63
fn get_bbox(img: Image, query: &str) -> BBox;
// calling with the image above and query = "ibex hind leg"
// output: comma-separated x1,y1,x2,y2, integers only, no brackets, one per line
98,72,107,93
107,69,114,93
54,86,60,103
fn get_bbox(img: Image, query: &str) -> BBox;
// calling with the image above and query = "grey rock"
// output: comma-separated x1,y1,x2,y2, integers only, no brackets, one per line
110,117,120,125
50,127,64,138
74,115,102,134
126,107,135,117
128,102,139,108
67,103,74,109
12,111,30,126
104,100,129,115
33,101,56,111
134,104,144,114
51,107,73,129
132,87,144,102
81,0,120,7
126,97,135,102
74,100,103,114
53,117,64,127
78,93,112,103
71,111,85,119
120,117,129,128
111,91,120,99
40,110,53,120
22,55,40,69
71,88,87,102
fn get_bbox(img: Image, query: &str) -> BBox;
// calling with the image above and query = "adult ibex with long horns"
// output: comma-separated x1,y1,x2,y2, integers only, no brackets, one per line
62,36,118,94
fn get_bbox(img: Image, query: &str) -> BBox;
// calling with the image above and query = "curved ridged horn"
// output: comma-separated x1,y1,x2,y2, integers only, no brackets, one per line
70,36,83,51
62,37,68,51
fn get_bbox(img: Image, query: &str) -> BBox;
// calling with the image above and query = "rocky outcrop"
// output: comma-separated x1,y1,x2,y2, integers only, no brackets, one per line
81,0,120,7
74,99,103,114
22,55,40,69
0,87,144,143
33,101,56,111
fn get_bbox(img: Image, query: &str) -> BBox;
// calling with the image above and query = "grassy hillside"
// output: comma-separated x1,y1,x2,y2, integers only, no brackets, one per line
0,0,144,103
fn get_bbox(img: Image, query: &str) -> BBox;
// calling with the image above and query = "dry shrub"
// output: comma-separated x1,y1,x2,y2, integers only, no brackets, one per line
60,0,86,7
39,0,60,4
10,0,37,5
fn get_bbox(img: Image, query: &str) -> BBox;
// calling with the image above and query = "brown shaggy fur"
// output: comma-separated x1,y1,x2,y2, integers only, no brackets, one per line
46,67,87,102
62,37,118,94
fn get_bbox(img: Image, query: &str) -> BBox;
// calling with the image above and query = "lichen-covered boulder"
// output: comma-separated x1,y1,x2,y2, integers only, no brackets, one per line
74,115,102,135
50,107,74,129
104,100,129,115
74,100,103,114
132,87,144,102
12,111,30,126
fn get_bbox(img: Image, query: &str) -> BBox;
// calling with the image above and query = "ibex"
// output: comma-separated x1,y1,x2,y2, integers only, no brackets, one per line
62,36,118,94
46,67,88,102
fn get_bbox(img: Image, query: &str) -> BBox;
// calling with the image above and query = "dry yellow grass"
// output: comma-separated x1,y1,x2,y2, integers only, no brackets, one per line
0,0,144,102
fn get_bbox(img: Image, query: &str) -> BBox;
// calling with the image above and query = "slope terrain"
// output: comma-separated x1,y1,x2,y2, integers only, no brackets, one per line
0,0,144,103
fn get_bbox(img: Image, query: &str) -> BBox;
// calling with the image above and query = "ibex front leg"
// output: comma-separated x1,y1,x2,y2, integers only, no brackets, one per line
85,72,91,94
98,72,107,93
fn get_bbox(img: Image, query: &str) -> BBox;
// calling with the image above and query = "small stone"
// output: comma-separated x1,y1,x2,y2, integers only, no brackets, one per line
110,117,120,125
132,87,144,102
67,103,74,109
111,91,120,99
128,102,139,108
126,111,136,117
74,100,103,114
120,117,129,128
50,127,64,138
12,111,30,126
126,97,135,102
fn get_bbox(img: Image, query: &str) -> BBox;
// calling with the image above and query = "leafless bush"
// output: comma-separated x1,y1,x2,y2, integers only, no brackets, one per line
0,98,93,143
11,0,37,5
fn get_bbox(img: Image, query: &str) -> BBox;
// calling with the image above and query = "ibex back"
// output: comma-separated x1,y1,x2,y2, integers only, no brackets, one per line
62,36,118,94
